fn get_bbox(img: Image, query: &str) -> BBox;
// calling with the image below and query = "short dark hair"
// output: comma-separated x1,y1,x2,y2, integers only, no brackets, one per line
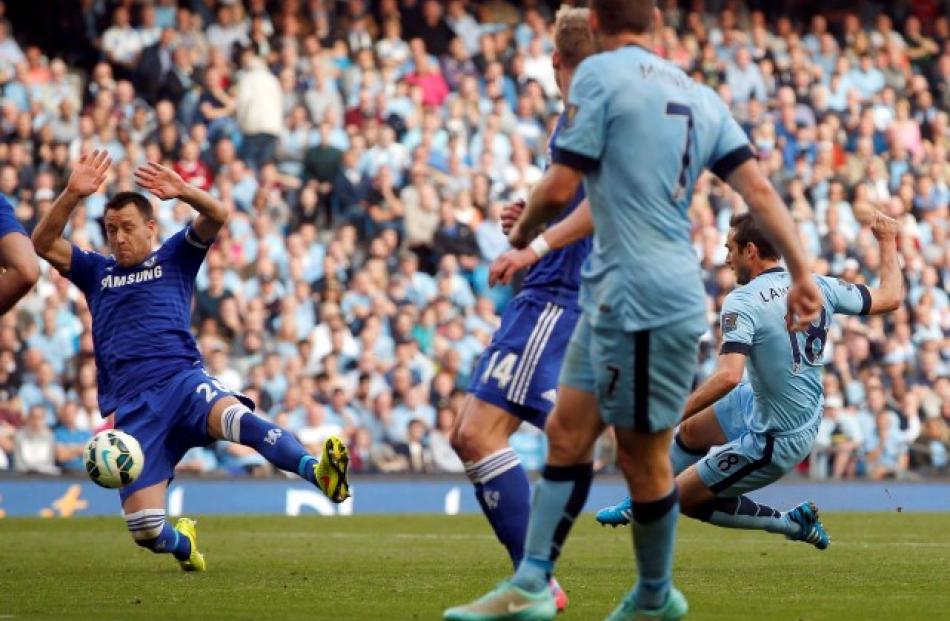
729,212,779,260
104,191,154,222
591,0,655,35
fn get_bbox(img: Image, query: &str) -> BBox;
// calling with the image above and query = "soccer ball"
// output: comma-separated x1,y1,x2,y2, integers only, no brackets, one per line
84,430,144,489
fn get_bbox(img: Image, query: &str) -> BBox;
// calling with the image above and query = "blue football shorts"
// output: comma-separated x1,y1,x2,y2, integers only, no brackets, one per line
469,290,581,429
116,367,254,501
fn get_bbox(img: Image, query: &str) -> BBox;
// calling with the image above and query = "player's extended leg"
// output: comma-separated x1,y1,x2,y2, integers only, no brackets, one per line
0,232,39,314
451,395,529,568
122,481,205,571
677,465,829,548
443,385,604,621
207,396,350,502
596,405,726,526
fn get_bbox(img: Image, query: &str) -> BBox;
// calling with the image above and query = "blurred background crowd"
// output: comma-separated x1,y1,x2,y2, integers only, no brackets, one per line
0,0,947,481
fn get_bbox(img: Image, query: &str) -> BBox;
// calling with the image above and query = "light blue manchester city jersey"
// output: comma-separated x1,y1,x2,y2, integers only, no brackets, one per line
720,268,871,433
553,44,754,332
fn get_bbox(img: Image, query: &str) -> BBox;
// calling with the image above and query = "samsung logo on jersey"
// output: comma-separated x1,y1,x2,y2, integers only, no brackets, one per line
101,266,163,289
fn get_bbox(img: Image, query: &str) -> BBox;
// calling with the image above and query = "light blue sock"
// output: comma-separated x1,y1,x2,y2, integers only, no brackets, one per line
670,432,705,474
695,496,798,536
631,487,679,610
512,463,593,593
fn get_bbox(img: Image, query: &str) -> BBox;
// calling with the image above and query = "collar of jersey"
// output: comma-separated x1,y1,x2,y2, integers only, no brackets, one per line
108,251,158,272
759,266,786,276
623,42,656,56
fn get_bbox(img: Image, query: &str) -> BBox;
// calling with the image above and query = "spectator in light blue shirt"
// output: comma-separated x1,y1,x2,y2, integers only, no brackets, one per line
476,202,510,262
53,403,91,472
27,308,78,375
18,362,65,425
726,48,767,103
847,54,885,101
390,386,436,443
446,1,482,55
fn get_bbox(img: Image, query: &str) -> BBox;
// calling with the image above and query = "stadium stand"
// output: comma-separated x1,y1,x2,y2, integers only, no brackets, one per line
0,0,947,481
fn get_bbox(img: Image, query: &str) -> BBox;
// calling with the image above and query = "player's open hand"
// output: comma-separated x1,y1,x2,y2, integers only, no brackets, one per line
786,276,822,332
134,161,187,201
500,199,525,236
489,247,540,286
870,210,899,242
67,149,111,198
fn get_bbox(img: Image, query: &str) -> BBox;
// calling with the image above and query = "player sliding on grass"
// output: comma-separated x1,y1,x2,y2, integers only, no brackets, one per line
32,150,350,571
444,0,821,619
592,210,902,541
497,205,903,547
0,194,39,314
449,6,595,613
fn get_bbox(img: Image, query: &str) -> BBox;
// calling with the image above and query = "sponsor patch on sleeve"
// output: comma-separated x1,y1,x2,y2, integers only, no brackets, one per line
721,312,738,333
564,103,578,128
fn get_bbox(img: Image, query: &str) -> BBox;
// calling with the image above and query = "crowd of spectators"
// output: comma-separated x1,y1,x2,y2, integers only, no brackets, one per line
0,0,947,481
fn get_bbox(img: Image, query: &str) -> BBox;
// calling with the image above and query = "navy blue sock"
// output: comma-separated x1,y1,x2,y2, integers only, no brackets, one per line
513,463,593,592
125,509,192,561
222,404,318,484
694,495,797,536
631,487,680,610
468,449,531,569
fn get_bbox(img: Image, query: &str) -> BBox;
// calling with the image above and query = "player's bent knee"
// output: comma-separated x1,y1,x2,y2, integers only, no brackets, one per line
545,415,590,464
450,401,514,461
125,508,168,553
214,401,251,443
617,448,673,489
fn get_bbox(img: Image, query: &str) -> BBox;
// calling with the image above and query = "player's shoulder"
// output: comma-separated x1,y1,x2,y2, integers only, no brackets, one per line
576,51,612,74
814,273,860,299
722,283,755,310
812,273,842,292
570,53,612,94
74,244,113,266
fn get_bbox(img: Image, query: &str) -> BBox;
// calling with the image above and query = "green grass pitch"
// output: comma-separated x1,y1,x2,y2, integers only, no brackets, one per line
2,513,947,620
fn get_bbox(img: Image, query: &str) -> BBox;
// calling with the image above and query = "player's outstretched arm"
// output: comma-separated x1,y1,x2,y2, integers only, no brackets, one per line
725,160,821,331
509,163,583,248
32,149,111,274
134,162,228,242
865,211,903,314
490,200,593,286
680,352,746,422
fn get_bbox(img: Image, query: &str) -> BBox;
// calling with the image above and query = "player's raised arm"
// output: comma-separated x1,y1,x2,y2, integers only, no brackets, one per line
490,199,593,286
723,160,821,331
865,211,903,314
32,149,111,274
134,162,229,243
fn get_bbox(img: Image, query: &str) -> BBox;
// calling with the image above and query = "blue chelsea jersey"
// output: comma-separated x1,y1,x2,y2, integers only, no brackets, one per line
520,113,592,304
67,226,212,415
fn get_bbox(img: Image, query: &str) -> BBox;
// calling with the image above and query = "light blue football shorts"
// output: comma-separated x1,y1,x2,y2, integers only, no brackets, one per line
559,311,706,432
698,383,820,496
